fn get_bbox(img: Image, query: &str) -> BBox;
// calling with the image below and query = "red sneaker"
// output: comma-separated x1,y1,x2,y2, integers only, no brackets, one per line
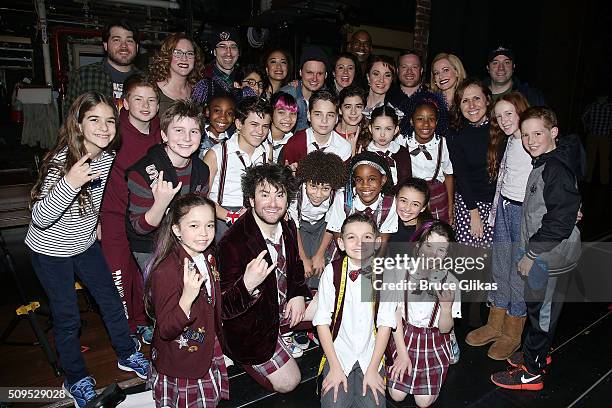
491,365,543,391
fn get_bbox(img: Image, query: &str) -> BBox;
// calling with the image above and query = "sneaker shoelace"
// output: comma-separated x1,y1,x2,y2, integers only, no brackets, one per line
72,377,96,401
129,352,149,367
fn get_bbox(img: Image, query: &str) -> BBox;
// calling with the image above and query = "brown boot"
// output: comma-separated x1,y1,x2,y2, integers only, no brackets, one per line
488,315,527,360
465,306,506,346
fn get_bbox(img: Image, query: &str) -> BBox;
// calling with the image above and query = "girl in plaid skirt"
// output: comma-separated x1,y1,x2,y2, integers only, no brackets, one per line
386,221,461,407
145,194,228,407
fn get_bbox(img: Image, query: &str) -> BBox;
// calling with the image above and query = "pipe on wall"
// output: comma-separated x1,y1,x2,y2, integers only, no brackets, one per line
98,0,181,9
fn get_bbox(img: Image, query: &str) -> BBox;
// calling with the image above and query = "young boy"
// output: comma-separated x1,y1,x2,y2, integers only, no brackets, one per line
198,93,236,158
280,90,352,167
100,74,160,346
313,213,397,408
491,107,582,390
127,99,209,270
203,96,271,239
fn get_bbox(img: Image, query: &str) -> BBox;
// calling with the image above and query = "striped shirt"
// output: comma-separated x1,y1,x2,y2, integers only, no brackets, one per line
25,148,114,257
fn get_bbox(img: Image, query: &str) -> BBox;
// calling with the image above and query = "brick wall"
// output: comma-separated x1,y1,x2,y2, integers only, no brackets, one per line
413,0,431,65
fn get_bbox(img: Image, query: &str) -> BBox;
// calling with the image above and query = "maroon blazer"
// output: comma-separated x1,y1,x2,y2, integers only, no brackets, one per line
150,244,223,379
278,129,308,166
217,210,311,364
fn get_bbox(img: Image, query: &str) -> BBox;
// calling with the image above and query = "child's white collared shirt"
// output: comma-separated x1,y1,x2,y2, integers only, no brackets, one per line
313,258,397,376
366,140,403,184
267,131,293,163
405,135,453,183
306,128,352,161
326,190,398,233
288,183,333,227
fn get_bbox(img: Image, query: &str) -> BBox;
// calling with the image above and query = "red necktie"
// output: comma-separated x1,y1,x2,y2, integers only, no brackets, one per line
349,269,361,281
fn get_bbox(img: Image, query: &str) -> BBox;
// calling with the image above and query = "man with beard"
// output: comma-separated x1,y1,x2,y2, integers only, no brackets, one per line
485,46,545,106
280,46,328,132
64,20,139,115
387,50,448,137
217,163,315,392
192,27,255,105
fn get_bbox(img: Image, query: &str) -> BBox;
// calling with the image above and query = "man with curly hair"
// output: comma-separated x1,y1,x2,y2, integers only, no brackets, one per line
64,20,140,116
217,163,315,393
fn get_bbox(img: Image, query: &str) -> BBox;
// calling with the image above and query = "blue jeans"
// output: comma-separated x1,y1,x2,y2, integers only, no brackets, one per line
30,242,135,385
488,198,526,317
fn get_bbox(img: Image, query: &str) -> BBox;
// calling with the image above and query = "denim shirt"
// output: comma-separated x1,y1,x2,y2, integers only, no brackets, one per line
280,81,309,132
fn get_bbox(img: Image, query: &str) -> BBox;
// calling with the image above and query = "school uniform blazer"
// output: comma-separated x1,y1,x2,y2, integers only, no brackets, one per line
150,244,223,379
217,210,311,364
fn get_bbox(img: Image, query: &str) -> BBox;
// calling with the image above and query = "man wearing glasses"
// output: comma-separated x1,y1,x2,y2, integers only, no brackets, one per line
193,27,255,105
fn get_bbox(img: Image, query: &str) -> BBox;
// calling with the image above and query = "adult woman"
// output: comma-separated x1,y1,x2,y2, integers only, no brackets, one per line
448,77,496,248
262,48,292,97
363,55,396,118
328,52,361,95
148,33,204,116
430,53,467,109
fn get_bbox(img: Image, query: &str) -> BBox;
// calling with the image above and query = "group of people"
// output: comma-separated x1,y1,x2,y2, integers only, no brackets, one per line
26,19,583,408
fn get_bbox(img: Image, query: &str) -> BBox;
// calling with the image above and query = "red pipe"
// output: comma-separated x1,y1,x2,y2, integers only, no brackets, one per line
51,27,101,96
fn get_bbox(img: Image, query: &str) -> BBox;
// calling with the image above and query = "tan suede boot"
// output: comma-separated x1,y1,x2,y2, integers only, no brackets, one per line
465,306,506,346
488,315,527,360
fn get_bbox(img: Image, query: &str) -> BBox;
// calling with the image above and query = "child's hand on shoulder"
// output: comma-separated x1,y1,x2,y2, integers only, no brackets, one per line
362,367,385,405
390,352,412,382
322,366,348,403
65,153,101,189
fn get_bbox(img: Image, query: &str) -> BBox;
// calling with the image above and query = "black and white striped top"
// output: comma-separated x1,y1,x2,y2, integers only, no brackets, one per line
25,148,115,257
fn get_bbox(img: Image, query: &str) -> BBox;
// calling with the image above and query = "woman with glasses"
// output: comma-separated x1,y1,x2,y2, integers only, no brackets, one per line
148,33,204,116
234,64,268,98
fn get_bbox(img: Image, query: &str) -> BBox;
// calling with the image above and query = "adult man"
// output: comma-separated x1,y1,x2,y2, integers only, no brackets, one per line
386,50,447,136
280,46,328,132
217,163,314,393
347,29,372,75
64,20,139,114
192,27,254,105
485,46,545,106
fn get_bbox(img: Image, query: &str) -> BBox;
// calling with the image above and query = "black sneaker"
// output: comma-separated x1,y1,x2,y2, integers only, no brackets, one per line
293,332,310,350
491,365,543,391
507,351,552,368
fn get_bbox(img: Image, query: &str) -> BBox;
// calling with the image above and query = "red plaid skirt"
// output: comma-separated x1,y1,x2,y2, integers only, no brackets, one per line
427,179,449,222
246,335,292,378
386,322,452,395
150,338,229,407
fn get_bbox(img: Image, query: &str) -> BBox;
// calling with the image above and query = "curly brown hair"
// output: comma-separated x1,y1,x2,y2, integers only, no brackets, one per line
295,150,347,190
148,33,204,86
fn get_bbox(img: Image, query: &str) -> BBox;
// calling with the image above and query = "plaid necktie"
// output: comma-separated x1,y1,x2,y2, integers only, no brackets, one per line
360,207,374,220
410,144,433,160
376,150,396,167
266,239,287,315
349,268,361,281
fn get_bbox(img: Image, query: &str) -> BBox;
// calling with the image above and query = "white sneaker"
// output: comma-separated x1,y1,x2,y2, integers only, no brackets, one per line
223,355,234,367
281,333,304,358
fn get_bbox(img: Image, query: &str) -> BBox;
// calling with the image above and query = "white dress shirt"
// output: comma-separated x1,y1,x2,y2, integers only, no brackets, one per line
306,128,352,161
288,183,333,227
405,134,453,183
327,190,398,234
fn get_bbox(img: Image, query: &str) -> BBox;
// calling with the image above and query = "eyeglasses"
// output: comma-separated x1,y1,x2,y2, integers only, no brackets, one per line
242,79,265,89
216,44,239,53
172,49,195,59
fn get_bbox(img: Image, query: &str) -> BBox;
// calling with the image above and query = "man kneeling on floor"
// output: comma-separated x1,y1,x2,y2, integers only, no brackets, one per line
218,163,317,392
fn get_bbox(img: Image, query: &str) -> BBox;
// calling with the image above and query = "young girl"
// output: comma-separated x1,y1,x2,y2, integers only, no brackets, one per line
335,85,368,155
326,151,398,246
389,177,432,245
387,221,461,408
448,77,496,248
365,105,412,186
26,92,149,407
403,99,454,222
268,91,298,163
145,194,228,407
466,92,531,360
234,64,268,97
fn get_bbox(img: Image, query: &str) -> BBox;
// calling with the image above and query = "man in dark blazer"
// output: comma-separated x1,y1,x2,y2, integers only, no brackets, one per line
217,163,313,393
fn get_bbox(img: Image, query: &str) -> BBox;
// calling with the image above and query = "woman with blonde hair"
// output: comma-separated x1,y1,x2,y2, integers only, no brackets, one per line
148,32,204,116
430,53,467,109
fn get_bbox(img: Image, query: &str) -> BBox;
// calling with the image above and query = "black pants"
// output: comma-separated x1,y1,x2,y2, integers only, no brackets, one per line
522,270,573,375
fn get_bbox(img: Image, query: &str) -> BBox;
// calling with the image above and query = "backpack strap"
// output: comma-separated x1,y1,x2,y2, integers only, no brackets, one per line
217,141,228,206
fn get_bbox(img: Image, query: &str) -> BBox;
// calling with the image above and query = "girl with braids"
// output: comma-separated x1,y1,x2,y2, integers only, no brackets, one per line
289,150,347,280
145,194,228,407
26,92,149,407
335,85,369,156
401,98,454,222
365,104,412,186
466,92,531,360
327,151,398,245
148,32,205,117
